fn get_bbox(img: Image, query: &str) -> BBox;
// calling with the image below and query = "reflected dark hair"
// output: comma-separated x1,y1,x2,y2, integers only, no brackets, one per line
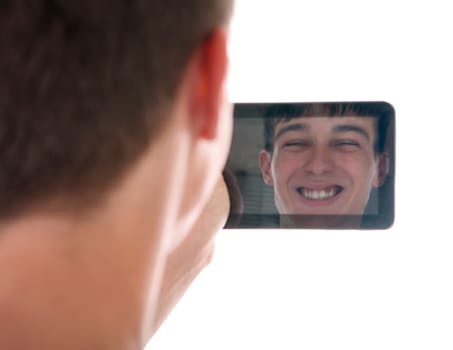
263,102,392,154
0,0,233,218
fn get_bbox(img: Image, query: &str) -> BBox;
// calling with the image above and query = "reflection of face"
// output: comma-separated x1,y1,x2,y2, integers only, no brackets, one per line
259,116,383,215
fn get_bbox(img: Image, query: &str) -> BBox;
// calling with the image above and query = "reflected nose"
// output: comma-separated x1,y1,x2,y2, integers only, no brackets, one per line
303,146,334,175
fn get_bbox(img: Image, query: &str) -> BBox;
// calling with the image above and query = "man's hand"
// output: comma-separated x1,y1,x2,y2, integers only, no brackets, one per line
152,175,230,332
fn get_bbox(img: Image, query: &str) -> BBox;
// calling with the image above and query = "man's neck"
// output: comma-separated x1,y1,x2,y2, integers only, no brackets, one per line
0,118,195,349
0,176,177,350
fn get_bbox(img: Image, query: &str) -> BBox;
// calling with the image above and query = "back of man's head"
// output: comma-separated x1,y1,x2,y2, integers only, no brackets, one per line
0,0,233,219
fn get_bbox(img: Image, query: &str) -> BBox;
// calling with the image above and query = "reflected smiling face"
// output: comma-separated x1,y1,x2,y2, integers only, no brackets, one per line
259,116,385,215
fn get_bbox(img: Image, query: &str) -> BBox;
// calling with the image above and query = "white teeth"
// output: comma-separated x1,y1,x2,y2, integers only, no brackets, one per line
302,188,336,200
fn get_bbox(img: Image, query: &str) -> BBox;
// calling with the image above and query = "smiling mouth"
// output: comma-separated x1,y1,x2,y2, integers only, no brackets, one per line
296,185,343,200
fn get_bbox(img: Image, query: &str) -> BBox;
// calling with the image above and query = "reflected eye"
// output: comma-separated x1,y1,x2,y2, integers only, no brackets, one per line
282,140,311,150
332,140,360,151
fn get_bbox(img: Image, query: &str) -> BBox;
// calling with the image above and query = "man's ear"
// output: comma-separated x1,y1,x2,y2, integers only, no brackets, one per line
171,28,231,240
373,152,389,187
259,150,274,186
188,29,228,140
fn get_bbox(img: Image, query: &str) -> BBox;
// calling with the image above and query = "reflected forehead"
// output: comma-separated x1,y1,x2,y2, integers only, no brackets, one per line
275,116,376,140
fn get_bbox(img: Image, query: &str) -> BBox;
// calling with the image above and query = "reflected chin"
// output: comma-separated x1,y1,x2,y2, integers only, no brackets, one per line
280,214,363,229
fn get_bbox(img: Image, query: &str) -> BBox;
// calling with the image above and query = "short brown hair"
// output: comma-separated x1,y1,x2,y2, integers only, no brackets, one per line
0,0,233,218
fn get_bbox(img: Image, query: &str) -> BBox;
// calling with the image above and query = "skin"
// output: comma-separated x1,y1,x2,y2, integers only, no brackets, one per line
0,28,232,350
259,116,388,221
152,175,230,332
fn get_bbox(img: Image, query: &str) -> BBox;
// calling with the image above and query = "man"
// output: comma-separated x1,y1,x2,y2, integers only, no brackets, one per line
258,103,390,228
0,1,233,349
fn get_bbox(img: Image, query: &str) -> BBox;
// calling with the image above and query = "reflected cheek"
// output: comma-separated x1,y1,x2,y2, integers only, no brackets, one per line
346,164,376,202
271,157,296,208
340,155,374,179
272,156,299,188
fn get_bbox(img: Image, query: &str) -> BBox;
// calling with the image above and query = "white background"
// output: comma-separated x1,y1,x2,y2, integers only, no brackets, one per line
148,1,453,349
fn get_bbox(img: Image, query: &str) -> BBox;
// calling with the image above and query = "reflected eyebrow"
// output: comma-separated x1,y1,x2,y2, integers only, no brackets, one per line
333,124,370,140
275,123,308,140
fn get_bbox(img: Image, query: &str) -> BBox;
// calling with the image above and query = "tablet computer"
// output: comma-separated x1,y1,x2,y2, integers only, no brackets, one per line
225,101,395,229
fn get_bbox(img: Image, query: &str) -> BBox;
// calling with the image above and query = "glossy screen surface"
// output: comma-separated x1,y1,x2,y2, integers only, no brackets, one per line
226,102,395,229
